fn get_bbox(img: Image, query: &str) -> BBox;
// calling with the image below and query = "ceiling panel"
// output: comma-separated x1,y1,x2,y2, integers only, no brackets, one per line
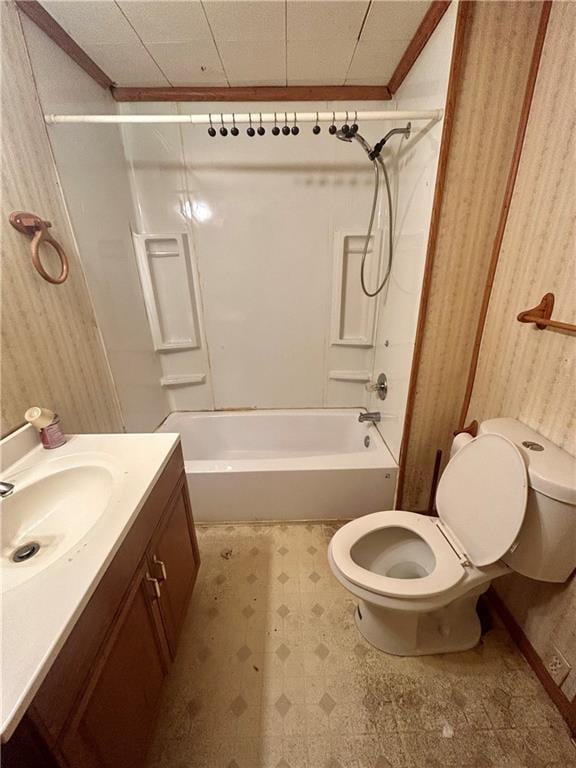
287,38,357,86
38,0,433,88
81,42,169,85
345,37,408,84
361,0,430,42
203,0,285,43
118,1,212,43
146,41,228,86
41,0,138,45
217,40,286,86
286,0,369,42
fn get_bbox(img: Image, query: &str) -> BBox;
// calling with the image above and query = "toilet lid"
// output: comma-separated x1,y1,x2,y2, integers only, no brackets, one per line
437,434,528,567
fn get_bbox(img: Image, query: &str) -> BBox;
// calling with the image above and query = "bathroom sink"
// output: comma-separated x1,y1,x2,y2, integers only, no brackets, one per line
1,454,123,594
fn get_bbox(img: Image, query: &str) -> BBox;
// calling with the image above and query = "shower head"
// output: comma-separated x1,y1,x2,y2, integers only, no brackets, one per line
335,128,352,142
335,129,374,158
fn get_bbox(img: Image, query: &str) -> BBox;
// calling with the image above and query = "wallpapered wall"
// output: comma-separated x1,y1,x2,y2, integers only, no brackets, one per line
1,2,123,436
467,2,576,700
399,1,542,510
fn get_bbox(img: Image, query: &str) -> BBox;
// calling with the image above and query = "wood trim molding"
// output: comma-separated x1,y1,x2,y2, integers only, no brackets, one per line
486,588,576,736
111,85,391,102
15,0,114,89
457,1,552,429
388,1,452,95
395,1,473,509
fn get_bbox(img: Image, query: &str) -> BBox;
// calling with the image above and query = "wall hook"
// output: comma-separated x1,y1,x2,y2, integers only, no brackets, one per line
9,211,69,285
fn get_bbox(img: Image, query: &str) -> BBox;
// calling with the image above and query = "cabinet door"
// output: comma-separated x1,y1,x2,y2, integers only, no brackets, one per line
149,479,200,656
61,561,170,768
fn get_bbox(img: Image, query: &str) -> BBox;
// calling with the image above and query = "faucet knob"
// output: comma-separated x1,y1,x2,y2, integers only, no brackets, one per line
365,372,388,400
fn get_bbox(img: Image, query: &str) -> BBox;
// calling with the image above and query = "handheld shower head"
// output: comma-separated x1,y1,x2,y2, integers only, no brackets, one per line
335,129,374,158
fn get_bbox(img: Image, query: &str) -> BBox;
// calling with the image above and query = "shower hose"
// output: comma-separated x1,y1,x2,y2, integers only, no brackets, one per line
361,156,394,298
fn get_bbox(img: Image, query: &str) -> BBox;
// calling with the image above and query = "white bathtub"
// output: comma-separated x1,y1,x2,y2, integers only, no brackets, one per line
158,409,397,522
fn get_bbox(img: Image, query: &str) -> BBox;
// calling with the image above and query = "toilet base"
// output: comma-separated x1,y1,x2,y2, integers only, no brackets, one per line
355,585,489,656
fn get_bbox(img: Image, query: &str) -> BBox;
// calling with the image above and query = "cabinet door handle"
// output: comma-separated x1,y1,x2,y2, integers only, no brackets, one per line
146,574,161,599
153,557,167,581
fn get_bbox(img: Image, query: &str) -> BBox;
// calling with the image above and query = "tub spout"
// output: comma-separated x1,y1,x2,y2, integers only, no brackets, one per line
358,412,381,424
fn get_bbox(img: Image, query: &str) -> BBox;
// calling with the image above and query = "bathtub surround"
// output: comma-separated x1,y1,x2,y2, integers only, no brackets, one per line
158,410,397,522
1,2,122,437
146,522,576,768
466,2,576,706
121,98,389,413
19,14,169,433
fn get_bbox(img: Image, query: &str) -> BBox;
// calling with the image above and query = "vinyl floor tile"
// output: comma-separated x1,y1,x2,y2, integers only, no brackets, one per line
147,523,576,768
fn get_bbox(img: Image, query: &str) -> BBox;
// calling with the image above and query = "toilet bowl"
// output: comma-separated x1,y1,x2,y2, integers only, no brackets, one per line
329,419,576,656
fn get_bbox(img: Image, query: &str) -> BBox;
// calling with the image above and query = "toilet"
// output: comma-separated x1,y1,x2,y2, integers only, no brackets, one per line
328,418,576,656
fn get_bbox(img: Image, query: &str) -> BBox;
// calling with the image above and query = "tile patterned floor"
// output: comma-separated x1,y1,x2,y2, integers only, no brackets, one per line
147,523,576,768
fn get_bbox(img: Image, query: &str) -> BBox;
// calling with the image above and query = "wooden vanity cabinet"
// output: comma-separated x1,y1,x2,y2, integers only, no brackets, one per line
148,485,199,657
3,444,200,768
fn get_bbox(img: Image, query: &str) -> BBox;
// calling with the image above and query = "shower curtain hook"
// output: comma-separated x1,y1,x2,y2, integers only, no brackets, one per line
329,111,337,135
247,112,255,137
313,111,321,135
282,111,290,136
343,110,350,136
231,112,239,136
291,111,299,136
208,113,216,137
219,113,228,137
351,110,359,135
258,112,265,136
272,111,280,136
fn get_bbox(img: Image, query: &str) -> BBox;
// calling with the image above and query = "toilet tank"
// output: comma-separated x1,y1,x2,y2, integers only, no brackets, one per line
478,418,576,583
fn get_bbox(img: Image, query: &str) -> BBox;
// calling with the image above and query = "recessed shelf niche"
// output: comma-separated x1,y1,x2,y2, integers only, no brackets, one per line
133,233,201,352
330,231,381,348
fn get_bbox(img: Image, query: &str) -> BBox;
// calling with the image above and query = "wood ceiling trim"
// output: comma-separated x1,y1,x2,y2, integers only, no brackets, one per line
15,0,114,89
388,1,452,95
111,85,391,102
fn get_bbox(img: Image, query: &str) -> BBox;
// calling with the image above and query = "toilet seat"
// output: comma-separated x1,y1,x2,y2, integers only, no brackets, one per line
331,433,529,601
330,510,466,599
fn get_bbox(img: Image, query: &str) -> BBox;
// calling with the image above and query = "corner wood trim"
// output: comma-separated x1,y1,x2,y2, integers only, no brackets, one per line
395,1,473,509
111,85,391,102
15,0,114,89
388,1,452,95
486,588,576,736
457,1,552,428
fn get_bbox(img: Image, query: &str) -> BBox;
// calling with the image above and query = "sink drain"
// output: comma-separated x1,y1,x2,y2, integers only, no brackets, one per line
11,542,40,563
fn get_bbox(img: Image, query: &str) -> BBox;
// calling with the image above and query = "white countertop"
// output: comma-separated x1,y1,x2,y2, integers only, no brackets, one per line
1,428,180,741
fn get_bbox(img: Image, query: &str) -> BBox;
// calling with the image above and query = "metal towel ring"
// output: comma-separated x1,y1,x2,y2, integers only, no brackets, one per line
9,211,69,284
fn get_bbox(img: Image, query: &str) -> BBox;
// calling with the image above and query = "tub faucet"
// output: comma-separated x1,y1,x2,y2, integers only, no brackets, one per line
0,481,15,497
358,412,381,424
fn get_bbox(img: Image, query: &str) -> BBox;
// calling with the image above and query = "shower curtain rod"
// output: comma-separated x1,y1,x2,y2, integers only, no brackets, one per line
44,109,443,125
